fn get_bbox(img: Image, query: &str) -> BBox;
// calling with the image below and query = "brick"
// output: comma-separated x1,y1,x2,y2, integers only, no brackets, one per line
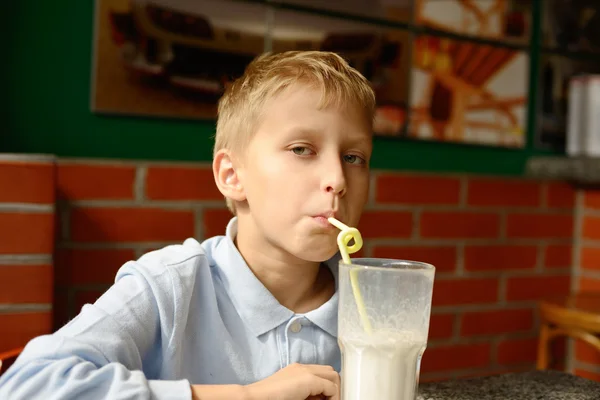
497,337,538,365
420,211,500,239
203,208,234,238
371,245,456,272
467,178,541,207
375,174,460,205
145,166,222,201
432,278,499,307
548,338,567,369
0,161,55,204
579,277,600,292
506,275,571,302
544,245,572,269
546,182,576,208
420,343,491,373
583,216,600,240
57,164,135,200
506,213,573,239
584,190,600,210
464,245,537,272
70,207,195,242
574,369,600,382
0,212,54,254
551,337,567,359
522,331,571,370
357,211,413,239
575,340,600,365
0,312,52,353
428,313,455,340
0,265,53,303
55,248,136,285
581,247,600,272
460,308,534,336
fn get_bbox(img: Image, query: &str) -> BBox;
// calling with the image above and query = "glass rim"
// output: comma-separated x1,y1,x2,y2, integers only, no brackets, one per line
338,257,436,271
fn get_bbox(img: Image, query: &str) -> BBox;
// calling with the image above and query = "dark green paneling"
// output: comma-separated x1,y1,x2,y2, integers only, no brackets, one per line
525,0,542,152
2,0,562,175
3,1,217,162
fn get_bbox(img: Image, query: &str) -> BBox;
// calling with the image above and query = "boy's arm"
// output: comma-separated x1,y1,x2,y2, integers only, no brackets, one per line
190,384,249,400
190,363,341,400
0,259,193,400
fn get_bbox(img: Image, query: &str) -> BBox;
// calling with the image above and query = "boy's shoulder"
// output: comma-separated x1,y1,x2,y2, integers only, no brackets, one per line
137,238,207,268
133,236,224,274
109,235,228,302
118,218,237,283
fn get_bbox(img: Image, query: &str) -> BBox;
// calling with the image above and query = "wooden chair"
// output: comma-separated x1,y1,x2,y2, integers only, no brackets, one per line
537,293,600,370
0,347,23,376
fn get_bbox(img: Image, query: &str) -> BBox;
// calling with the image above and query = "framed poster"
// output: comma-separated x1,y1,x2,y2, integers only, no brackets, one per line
91,0,414,130
408,0,530,148
91,0,268,119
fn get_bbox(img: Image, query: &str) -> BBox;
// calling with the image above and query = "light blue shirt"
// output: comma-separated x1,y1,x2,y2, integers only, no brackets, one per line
0,218,341,400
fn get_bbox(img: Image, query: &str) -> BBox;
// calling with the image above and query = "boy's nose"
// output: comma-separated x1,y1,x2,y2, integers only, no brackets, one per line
322,159,347,197
326,182,346,197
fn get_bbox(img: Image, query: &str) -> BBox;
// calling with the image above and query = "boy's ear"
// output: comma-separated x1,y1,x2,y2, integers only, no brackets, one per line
213,149,246,203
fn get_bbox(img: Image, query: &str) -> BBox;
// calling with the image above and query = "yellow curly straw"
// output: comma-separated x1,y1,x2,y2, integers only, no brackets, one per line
328,217,373,335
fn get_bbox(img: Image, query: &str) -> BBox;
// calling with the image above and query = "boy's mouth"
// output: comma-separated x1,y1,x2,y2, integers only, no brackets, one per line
312,216,334,229
314,210,338,219
311,212,340,229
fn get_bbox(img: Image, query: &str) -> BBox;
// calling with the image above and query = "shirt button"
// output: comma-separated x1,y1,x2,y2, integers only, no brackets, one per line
290,321,302,333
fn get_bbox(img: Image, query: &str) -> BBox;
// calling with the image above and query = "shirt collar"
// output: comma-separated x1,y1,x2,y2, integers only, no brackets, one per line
212,217,339,338
306,253,340,337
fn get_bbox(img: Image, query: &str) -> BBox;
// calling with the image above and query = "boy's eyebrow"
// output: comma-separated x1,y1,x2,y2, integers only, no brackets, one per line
346,134,372,147
343,131,373,151
283,126,322,139
284,126,372,146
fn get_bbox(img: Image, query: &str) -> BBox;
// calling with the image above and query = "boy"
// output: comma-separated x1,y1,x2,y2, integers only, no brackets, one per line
0,50,375,400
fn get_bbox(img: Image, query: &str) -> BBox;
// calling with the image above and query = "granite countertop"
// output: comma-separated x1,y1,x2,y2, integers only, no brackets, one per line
417,370,600,400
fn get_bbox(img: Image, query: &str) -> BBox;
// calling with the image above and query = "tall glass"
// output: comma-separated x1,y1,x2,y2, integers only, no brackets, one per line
338,258,435,400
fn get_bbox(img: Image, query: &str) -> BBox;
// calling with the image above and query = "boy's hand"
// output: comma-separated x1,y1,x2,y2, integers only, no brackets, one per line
244,363,340,400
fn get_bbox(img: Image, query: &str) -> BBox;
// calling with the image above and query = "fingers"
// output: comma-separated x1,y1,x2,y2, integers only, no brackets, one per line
304,365,340,400
306,365,340,387
309,376,338,399
288,364,340,400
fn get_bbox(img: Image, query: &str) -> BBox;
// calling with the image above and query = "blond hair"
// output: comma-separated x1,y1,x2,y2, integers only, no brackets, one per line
214,50,376,214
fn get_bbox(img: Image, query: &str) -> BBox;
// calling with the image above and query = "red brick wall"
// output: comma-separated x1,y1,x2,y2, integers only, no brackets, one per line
4,155,598,381
0,156,55,353
53,160,227,328
363,173,575,380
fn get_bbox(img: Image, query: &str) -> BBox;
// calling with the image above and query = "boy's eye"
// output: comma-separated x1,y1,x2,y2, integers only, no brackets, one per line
343,154,365,165
291,146,313,156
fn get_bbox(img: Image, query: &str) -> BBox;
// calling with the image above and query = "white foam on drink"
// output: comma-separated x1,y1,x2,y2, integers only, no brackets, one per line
340,330,426,400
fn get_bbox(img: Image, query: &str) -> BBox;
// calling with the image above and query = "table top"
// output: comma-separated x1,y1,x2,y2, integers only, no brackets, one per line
417,370,600,400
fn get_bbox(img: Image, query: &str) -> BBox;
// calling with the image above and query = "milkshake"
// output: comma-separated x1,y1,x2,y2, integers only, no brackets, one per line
339,331,426,400
336,257,435,400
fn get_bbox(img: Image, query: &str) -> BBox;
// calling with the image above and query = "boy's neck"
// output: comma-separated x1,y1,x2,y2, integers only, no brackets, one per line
234,223,335,314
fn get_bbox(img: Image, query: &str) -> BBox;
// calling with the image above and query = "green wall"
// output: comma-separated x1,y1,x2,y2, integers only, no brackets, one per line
3,1,557,175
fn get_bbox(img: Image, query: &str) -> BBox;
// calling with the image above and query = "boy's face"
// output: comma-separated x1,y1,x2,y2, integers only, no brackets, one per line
236,85,372,262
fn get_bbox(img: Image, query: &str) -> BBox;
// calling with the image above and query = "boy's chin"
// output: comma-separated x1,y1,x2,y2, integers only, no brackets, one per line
295,246,338,263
